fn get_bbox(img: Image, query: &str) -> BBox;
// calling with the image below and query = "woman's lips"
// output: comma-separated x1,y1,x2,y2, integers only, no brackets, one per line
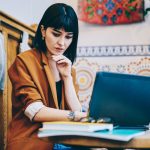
55,47,64,51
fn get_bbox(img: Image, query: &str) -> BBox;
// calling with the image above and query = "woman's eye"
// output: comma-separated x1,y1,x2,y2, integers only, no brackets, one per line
65,35,73,39
52,32,60,37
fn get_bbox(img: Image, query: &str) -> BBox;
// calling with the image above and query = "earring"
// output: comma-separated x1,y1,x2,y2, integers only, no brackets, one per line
41,25,45,40
42,36,45,40
41,25,44,29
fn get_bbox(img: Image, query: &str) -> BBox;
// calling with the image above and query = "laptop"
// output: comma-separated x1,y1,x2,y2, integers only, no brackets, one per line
89,72,150,127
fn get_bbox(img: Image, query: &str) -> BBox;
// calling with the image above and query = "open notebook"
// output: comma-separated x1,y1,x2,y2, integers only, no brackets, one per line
38,127,146,142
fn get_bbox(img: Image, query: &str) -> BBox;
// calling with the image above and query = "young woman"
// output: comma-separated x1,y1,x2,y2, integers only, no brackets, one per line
7,3,87,150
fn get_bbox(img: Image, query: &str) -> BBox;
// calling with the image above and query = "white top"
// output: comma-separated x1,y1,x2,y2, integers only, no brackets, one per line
24,101,45,121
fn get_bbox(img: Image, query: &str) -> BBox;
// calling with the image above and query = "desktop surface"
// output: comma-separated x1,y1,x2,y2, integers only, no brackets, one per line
51,130,150,149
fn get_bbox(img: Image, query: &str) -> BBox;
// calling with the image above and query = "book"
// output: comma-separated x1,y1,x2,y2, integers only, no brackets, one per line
38,128,146,142
40,121,113,132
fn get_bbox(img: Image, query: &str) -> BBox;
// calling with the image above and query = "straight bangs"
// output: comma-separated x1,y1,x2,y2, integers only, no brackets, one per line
47,15,77,33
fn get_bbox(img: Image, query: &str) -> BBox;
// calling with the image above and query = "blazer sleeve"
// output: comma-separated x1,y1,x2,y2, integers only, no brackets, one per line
8,56,42,111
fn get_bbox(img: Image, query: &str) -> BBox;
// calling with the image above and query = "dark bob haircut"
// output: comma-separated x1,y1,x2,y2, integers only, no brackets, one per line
33,3,79,63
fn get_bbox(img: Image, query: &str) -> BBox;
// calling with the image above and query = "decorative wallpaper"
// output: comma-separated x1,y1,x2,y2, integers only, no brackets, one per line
78,0,144,25
74,45,150,111
77,45,150,57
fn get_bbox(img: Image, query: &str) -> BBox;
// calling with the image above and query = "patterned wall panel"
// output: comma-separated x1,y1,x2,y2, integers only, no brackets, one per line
74,45,150,111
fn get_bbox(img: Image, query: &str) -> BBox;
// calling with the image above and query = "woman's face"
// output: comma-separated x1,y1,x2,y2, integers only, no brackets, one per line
41,27,73,55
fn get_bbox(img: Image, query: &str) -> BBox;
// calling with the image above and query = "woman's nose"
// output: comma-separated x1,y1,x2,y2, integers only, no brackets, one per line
58,37,65,46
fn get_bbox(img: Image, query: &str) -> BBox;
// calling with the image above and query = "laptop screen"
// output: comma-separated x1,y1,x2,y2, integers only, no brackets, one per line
89,72,150,126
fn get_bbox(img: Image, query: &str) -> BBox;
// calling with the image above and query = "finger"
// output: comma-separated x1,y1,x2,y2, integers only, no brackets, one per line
56,59,71,65
52,55,71,65
52,55,66,62
79,117,89,122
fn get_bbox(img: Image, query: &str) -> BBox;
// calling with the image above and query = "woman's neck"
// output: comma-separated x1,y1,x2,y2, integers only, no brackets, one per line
46,51,52,59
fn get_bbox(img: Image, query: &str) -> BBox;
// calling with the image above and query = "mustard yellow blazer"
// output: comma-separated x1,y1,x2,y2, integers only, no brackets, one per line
6,48,79,150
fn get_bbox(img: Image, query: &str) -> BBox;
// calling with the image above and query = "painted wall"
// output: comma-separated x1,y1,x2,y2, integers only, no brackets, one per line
1,0,150,46
0,0,76,26
0,0,54,25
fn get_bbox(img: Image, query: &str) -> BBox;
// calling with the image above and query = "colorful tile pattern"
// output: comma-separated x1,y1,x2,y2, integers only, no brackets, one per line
78,0,144,25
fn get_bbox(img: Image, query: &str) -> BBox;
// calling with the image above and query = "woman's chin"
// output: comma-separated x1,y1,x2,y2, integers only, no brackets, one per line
54,52,64,55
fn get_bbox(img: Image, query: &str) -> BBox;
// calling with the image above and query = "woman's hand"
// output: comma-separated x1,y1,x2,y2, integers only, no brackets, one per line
52,55,72,79
74,111,88,122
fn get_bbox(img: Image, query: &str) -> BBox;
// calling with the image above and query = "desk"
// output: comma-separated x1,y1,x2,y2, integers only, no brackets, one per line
50,131,150,149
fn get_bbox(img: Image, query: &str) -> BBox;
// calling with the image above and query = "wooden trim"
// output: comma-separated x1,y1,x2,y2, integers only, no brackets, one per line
0,11,36,35
2,26,21,40
3,30,9,150
0,90,4,150
0,11,36,150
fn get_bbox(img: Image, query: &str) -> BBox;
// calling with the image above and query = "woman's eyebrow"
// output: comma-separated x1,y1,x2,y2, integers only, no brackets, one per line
53,29,73,35
67,32,73,36
53,29,61,33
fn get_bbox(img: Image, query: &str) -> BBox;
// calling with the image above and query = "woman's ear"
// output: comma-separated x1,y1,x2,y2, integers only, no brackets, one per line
41,25,45,38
